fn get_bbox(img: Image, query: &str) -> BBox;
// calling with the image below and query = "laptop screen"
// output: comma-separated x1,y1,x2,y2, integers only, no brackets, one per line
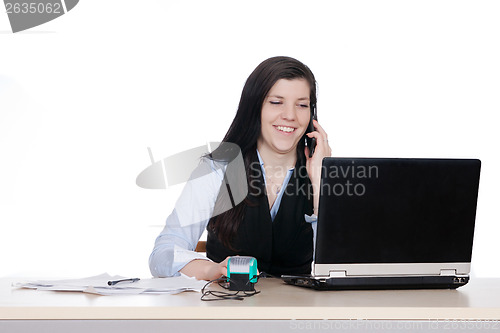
315,158,481,265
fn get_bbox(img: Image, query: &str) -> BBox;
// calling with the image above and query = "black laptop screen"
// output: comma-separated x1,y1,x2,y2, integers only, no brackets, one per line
315,158,481,264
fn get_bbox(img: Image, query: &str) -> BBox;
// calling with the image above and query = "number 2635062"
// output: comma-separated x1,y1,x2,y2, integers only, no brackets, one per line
5,2,62,14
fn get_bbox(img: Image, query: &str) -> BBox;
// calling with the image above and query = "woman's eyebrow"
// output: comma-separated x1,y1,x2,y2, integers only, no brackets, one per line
267,95,310,100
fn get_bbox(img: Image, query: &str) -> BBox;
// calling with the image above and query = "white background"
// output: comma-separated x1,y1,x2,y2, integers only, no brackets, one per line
1,0,499,279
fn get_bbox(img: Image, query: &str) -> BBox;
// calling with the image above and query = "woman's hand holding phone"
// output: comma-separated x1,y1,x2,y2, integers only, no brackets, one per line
305,119,332,215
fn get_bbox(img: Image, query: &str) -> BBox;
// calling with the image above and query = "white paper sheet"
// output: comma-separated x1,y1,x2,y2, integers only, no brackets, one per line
13,273,207,295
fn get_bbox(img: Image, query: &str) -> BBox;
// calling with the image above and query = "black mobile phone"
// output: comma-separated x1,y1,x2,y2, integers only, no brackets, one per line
305,113,317,158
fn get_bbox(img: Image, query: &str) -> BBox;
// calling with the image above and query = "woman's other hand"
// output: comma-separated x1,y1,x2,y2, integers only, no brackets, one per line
180,257,229,281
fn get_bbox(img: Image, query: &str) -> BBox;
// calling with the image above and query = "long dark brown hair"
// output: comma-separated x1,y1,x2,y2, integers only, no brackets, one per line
209,56,317,249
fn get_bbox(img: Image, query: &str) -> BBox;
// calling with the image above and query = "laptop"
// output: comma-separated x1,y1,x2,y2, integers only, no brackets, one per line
282,158,481,290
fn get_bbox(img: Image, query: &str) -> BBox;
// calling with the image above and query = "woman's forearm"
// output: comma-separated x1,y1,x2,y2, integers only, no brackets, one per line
180,258,228,281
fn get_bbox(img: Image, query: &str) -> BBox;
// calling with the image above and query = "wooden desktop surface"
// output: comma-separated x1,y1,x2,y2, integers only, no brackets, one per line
1,277,500,321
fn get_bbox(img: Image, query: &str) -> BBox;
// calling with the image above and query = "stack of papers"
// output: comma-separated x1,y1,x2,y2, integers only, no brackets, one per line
13,273,207,295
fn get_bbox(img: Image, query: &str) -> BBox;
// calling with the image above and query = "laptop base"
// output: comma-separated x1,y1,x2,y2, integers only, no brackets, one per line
281,275,469,290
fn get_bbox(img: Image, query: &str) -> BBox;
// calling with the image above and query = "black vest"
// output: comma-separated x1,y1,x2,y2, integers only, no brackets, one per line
206,159,314,276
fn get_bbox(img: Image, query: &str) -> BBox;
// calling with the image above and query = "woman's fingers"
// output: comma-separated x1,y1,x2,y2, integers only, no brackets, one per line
306,120,331,158
312,119,328,139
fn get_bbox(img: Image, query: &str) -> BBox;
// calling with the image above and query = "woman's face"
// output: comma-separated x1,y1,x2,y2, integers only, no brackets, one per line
258,78,311,156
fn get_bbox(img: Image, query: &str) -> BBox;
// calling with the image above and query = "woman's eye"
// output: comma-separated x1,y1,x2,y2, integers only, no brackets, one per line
270,101,282,105
299,104,310,108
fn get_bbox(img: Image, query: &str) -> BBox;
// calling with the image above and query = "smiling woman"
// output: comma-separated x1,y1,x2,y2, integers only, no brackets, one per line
149,56,332,281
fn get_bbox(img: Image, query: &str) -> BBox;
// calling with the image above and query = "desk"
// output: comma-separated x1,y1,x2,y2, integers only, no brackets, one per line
1,277,500,332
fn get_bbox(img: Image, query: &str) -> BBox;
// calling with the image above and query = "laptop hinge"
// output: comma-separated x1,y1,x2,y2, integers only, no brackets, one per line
329,270,347,277
440,269,457,276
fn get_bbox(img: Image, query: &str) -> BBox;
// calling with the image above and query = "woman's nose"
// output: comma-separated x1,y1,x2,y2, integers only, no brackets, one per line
281,103,296,120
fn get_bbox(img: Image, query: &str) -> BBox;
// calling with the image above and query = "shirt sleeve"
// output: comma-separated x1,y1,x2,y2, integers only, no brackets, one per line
148,158,225,277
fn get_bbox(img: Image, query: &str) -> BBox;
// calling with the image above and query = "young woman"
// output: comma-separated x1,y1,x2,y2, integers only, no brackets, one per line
149,56,331,281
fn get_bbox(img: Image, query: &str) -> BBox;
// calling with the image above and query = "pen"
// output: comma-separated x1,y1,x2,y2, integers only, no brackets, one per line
107,278,140,286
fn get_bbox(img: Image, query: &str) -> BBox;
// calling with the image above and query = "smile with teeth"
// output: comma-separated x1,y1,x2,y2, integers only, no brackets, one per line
275,125,296,133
